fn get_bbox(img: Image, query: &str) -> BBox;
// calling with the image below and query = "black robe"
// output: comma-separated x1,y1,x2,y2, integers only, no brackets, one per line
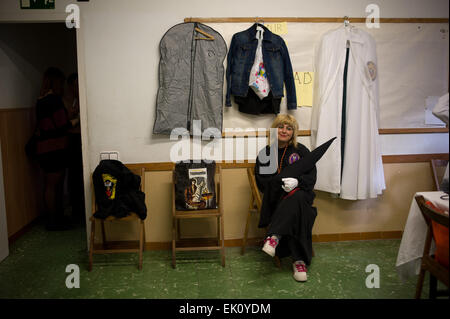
255,143,317,265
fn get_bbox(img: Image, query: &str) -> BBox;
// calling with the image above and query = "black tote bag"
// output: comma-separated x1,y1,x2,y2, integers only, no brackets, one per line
174,160,216,210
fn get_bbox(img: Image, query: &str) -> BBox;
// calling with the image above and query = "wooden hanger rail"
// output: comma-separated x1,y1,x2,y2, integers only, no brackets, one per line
185,17,448,24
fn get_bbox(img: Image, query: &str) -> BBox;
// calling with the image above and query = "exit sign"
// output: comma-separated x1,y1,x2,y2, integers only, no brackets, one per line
20,0,55,9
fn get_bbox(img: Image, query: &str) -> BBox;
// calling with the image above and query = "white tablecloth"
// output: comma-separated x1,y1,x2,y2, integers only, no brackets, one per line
396,191,449,282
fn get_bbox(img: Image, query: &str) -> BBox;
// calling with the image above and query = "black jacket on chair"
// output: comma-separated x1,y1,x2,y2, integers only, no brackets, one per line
92,160,147,220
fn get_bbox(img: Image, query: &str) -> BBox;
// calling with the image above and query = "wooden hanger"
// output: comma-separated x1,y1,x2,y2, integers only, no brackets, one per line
194,27,214,40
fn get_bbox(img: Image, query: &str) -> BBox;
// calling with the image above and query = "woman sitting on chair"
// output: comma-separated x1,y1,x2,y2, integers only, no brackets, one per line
255,114,317,282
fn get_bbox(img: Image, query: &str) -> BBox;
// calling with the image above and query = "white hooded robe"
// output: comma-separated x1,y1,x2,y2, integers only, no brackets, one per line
311,26,386,200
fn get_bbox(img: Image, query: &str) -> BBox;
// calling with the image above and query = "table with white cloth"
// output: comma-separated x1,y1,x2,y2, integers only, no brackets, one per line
396,191,449,282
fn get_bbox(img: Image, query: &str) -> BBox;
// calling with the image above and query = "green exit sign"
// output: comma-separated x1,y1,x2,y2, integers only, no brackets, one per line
20,0,55,9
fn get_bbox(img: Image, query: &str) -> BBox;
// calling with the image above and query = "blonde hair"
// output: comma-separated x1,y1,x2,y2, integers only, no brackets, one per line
268,114,299,147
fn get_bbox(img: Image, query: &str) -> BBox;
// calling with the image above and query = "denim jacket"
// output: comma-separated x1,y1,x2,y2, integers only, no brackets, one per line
225,24,297,109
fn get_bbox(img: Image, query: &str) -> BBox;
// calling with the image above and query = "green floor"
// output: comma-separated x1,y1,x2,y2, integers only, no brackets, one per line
0,221,430,299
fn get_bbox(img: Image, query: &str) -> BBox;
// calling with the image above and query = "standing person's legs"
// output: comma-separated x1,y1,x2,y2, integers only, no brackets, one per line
44,170,69,230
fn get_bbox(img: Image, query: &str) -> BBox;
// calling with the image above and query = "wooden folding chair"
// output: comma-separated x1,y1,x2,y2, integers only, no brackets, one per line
88,166,146,271
414,195,449,299
172,165,224,268
242,167,263,255
430,159,449,191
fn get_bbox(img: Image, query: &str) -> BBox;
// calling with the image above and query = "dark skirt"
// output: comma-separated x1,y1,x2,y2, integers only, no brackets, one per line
267,190,317,265
38,149,70,173
234,89,282,115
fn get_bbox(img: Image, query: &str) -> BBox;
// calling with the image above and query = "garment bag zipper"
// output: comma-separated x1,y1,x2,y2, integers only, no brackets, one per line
187,23,198,132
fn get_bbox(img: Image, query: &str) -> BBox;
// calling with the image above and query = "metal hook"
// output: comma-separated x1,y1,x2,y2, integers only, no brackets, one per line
255,17,264,25
344,16,350,27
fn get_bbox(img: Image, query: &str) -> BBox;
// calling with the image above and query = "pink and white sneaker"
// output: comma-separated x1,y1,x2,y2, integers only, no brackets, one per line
262,235,279,257
293,261,307,282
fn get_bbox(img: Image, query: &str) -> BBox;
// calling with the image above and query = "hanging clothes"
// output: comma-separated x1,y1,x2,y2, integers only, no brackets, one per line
311,26,385,200
234,26,281,115
153,22,227,135
234,89,282,115
225,23,297,115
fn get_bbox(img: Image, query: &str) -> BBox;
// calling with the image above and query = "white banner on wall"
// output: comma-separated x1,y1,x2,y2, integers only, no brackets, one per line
208,22,449,131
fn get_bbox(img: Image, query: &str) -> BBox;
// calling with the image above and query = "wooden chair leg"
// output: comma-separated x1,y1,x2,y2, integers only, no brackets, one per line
415,268,426,299
138,220,144,270
172,218,177,269
241,210,252,255
220,215,225,267
143,221,146,246
217,215,220,246
101,220,106,249
88,218,95,272
274,256,282,269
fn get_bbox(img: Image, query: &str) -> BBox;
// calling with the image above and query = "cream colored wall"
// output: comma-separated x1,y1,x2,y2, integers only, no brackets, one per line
94,161,435,244
313,163,435,234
